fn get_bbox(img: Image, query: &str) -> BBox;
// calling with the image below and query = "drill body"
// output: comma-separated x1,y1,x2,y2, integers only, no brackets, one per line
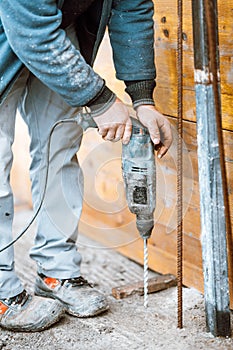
75,112,156,239
122,118,156,239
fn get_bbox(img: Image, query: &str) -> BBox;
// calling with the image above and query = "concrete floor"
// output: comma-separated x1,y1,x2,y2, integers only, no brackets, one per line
0,209,232,350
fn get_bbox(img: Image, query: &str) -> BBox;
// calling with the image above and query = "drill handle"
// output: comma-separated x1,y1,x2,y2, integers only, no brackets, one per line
75,112,98,131
75,112,147,134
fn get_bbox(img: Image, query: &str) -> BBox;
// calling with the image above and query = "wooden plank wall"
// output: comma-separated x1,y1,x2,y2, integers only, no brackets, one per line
11,0,232,306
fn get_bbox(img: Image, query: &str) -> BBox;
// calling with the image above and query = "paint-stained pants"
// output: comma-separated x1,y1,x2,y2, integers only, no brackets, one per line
0,25,84,298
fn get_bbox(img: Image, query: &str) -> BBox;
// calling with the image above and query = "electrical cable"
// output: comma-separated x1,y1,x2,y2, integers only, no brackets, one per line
0,118,79,253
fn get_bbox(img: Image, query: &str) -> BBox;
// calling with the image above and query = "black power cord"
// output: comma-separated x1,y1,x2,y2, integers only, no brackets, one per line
0,117,84,253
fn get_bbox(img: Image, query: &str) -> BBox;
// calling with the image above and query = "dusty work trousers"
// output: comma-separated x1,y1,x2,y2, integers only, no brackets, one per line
0,28,84,299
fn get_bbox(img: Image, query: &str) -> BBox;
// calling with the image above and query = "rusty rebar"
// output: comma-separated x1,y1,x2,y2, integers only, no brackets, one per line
177,0,183,329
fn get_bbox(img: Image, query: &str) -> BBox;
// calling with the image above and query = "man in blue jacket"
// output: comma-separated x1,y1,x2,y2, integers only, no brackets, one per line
0,0,172,331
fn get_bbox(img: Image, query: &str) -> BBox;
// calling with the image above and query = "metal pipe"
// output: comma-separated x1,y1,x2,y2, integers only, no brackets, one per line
191,0,231,337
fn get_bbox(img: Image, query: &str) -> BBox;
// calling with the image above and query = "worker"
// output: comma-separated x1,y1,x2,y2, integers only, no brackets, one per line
0,0,173,332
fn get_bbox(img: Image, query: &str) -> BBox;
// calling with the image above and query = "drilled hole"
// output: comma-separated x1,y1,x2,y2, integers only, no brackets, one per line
163,29,169,38
161,16,166,23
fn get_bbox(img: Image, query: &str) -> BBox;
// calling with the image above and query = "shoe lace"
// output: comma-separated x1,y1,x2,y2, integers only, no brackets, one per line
61,276,93,288
39,273,93,288
1,290,29,308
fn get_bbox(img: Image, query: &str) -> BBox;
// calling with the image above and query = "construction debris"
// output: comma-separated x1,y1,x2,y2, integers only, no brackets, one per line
112,273,177,300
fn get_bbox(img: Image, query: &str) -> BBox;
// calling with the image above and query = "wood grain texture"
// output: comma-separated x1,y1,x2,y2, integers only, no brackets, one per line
112,274,177,299
153,0,233,131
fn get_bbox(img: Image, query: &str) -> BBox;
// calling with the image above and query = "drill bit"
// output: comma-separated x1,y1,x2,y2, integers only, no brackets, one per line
143,238,149,308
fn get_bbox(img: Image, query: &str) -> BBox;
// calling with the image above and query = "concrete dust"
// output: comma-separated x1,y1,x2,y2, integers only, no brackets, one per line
0,209,232,350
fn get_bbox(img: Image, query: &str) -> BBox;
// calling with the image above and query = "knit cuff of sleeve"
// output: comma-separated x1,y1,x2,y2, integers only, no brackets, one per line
86,83,117,117
125,80,156,109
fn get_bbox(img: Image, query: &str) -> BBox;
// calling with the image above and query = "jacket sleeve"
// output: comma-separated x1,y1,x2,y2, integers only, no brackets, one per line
109,0,156,81
0,0,104,107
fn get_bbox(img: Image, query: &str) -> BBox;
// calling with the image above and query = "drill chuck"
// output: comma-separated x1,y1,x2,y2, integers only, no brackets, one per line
122,118,156,240
136,215,154,239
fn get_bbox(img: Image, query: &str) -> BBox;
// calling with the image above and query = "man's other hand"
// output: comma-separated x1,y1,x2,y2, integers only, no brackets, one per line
136,105,173,158
93,98,132,144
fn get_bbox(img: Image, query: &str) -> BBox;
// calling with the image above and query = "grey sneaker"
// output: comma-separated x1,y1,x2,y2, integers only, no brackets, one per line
35,273,109,317
0,289,65,332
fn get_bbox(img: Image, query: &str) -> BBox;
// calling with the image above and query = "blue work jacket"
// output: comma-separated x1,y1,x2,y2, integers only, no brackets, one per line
0,0,156,106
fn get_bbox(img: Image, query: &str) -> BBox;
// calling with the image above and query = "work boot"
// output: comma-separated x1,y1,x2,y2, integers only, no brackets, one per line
35,273,109,317
0,289,65,332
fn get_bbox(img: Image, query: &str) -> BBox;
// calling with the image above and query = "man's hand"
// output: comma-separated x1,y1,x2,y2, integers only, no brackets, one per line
136,105,173,158
93,98,132,144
